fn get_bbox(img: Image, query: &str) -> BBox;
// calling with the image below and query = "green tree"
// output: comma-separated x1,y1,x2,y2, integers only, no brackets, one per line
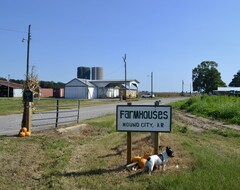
39,81,65,88
192,61,226,93
0,77,7,81
229,70,240,87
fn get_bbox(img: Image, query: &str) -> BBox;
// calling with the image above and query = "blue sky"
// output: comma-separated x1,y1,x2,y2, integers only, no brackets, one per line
1,0,240,92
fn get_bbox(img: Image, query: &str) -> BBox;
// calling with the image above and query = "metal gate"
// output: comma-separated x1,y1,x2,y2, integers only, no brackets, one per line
32,99,80,128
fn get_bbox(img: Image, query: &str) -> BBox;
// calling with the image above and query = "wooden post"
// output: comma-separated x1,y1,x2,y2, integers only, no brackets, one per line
127,102,132,164
127,131,132,164
154,133,159,155
153,100,160,154
25,102,32,133
77,99,80,123
55,99,59,128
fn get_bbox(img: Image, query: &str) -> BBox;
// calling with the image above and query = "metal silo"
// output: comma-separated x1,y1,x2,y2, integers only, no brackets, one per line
92,67,104,80
77,67,90,79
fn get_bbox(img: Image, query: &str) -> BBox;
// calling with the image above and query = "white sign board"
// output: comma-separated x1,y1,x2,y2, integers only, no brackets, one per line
116,105,172,132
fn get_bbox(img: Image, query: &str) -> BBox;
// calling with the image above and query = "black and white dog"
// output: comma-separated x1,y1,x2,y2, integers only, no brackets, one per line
143,147,174,175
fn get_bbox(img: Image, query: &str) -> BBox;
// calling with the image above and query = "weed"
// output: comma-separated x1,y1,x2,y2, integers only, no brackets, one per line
209,128,240,138
173,121,189,133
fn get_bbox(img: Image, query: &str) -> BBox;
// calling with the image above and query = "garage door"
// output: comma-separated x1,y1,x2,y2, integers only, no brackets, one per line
65,87,87,99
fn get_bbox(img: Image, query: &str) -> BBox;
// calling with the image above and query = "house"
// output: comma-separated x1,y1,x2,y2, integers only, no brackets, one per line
0,80,23,97
64,78,139,99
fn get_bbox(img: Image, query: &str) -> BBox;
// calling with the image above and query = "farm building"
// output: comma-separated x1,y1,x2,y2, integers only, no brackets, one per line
64,78,96,99
64,78,139,99
33,88,64,98
213,87,240,96
0,80,23,97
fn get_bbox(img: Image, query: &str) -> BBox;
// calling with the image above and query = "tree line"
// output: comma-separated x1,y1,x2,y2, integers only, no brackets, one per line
0,77,65,88
1,61,239,93
192,61,240,93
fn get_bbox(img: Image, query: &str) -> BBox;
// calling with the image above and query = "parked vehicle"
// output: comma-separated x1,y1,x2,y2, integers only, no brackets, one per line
141,93,155,98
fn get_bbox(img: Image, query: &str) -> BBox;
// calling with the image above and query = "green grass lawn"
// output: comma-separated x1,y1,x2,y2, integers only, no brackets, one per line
0,98,122,115
0,113,239,190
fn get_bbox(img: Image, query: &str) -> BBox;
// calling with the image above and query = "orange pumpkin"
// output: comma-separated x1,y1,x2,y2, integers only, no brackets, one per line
19,131,26,137
132,156,141,162
138,158,147,168
25,131,31,137
143,153,151,159
22,127,28,133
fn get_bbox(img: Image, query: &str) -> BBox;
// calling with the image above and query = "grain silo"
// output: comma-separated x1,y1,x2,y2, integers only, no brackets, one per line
92,67,104,80
77,67,91,79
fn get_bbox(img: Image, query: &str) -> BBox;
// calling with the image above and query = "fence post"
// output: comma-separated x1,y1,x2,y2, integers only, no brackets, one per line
77,99,80,123
55,99,59,128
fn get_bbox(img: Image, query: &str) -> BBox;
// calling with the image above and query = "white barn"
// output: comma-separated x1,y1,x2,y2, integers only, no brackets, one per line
64,78,139,99
64,78,96,99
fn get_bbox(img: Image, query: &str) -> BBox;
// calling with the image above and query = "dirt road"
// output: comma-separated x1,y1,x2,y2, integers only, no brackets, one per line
174,110,240,132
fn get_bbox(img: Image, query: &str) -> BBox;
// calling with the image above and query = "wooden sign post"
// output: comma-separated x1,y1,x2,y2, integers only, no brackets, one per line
154,133,159,155
116,102,172,164
127,131,132,164
23,90,33,132
154,100,160,155
127,102,132,164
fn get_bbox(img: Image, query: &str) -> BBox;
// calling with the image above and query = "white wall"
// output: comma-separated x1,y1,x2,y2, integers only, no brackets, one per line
106,88,119,98
65,86,98,99
88,87,97,99
13,89,23,97
65,87,87,99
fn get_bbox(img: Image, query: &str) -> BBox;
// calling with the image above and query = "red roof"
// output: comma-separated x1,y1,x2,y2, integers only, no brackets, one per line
0,80,23,89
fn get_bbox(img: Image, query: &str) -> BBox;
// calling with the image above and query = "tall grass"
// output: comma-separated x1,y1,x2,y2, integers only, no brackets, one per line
173,95,240,124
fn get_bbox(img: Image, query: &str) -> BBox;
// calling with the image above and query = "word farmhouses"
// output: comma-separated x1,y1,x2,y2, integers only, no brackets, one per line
116,105,172,132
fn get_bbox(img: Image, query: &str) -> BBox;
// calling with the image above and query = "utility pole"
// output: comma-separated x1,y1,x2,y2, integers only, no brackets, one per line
22,24,32,133
26,25,31,82
122,54,127,100
151,72,153,96
190,83,192,95
182,80,184,95
7,74,10,97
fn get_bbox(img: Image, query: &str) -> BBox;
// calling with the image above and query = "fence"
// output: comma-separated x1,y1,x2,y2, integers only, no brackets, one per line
32,99,80,128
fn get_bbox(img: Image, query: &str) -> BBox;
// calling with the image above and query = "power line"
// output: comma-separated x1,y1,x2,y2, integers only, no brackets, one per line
105,65,124,78
0,27,26,34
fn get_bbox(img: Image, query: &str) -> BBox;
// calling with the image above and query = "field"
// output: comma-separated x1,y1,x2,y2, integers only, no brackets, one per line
0,93,174,116
0,98,122,115
0,98,240,189
0,95,239,189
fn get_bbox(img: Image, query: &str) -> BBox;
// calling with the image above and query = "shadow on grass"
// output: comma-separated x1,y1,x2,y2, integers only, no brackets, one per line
98,146,125,158
53,165,127,177
127,170,145,179
0,134,19,138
